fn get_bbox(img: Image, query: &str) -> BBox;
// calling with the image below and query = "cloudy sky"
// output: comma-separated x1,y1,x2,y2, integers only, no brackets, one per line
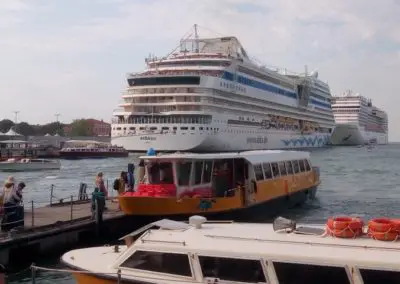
1,0,399,140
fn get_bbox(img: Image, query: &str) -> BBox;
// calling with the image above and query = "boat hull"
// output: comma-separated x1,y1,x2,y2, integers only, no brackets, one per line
331,124,388,146
112,131,331,152
73,273,120,284
59,152,128,159
0,163,60,172
119,186,317,222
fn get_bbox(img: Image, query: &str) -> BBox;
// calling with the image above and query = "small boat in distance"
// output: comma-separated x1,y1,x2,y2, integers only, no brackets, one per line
61,215,400,284
119,150,320,220
0,158,61,172
59,140,128,159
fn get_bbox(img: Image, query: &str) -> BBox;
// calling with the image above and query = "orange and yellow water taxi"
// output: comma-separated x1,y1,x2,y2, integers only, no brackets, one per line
119,150,320,219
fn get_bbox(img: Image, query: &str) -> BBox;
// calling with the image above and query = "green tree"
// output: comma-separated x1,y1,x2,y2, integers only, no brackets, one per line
69,119,91,136
0,119,14,133
14,122,35,136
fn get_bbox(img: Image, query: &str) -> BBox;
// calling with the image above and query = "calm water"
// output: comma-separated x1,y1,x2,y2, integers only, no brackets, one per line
5,144,400,283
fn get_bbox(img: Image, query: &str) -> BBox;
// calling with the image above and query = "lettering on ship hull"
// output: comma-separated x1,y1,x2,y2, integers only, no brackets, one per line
140,136,156,141
247,137,268,144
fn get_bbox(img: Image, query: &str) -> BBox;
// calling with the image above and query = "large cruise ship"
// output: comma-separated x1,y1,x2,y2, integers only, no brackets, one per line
330,90,388,145
111,25,335,152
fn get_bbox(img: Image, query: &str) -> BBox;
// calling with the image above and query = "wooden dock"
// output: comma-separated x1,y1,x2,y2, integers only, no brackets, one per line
24,199,122,228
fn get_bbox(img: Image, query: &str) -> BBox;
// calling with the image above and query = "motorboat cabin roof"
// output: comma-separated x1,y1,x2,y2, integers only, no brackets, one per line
117,217,400,269
63,216,400,284
139,150,310,165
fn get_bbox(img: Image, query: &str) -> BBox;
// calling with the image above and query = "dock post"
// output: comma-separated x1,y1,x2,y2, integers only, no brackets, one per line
50,184,54,206
70,196,73,221
94,195,104,237
117,269,121,283
31,200,34,227
31,263,36,284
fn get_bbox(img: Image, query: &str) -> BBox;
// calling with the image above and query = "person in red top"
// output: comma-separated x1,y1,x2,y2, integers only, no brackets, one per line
95,172,108,197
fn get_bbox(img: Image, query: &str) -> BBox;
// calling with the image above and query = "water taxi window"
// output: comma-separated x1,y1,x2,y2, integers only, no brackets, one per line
298,160,306,172
159,162,174,183
254,164,264,181
148,162,160,184
177,161,192,186
271,163,280,178
273,262,350,284
292,160,300,173
263,163,273,179
285,161,293,174
359,268,400,284
199,256,266,283
194,161,203,185
120,250,192,277
304,159,311,171
202,161,213,183
278,161,287,176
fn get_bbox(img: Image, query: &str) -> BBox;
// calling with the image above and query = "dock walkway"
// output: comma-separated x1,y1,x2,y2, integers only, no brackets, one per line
0,196,134,269
23,199,121,228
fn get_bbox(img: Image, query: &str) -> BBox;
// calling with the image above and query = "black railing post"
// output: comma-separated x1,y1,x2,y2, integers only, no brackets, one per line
31,200,34,227
31,263,36,284
50,184,54,206
70,196,73,221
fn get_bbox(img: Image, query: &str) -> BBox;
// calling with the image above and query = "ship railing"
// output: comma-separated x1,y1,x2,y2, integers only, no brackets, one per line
0,180,121,238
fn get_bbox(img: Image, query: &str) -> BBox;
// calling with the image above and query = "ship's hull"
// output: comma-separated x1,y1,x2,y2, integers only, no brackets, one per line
111,129,331,152
331,124,388,145
59,151,129,159
0,162,60,172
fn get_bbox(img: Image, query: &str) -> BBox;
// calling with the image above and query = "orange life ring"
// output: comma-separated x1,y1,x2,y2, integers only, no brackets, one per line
368,218,392,232
368,218,399,241
326,216,364,238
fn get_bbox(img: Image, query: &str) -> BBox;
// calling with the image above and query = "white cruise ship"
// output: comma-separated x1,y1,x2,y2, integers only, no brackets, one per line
111,25,335,152
331,90,388,145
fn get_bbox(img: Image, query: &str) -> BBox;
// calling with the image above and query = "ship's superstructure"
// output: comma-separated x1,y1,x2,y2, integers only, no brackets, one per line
111,25,335,151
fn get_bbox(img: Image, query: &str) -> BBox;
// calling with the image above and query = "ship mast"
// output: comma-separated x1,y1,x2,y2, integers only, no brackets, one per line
194,24,199,53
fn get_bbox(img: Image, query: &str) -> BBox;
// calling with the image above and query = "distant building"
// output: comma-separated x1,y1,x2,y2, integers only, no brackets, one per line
88,119,111,136
63,119,111,137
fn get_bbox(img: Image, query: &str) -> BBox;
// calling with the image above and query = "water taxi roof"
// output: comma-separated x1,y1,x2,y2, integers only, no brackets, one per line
139,150,310,165
124,218,400,269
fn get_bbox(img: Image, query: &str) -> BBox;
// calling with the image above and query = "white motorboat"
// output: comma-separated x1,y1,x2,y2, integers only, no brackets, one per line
61,215,400,284
0,158,61,172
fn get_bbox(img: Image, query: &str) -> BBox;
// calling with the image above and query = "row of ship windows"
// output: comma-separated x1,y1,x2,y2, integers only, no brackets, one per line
254,159,311,181
120,250,391,284
114,126,219,131
113,126,279,134
113,116,211,124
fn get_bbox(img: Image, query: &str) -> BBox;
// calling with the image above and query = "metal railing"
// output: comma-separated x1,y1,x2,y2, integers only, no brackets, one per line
0,181,119,238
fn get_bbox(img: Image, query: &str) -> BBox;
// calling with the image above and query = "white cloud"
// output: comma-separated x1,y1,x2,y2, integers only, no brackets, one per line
0,0,400,139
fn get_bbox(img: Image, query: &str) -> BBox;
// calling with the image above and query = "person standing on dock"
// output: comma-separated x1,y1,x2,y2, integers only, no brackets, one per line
95,172,108,197
127,164,135,192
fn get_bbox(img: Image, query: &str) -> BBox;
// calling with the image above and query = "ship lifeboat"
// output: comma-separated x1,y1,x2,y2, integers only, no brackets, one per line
326,216,364,238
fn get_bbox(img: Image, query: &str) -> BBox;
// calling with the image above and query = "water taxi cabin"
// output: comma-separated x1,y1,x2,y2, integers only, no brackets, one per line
120,150,320,217
62,216,400,284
